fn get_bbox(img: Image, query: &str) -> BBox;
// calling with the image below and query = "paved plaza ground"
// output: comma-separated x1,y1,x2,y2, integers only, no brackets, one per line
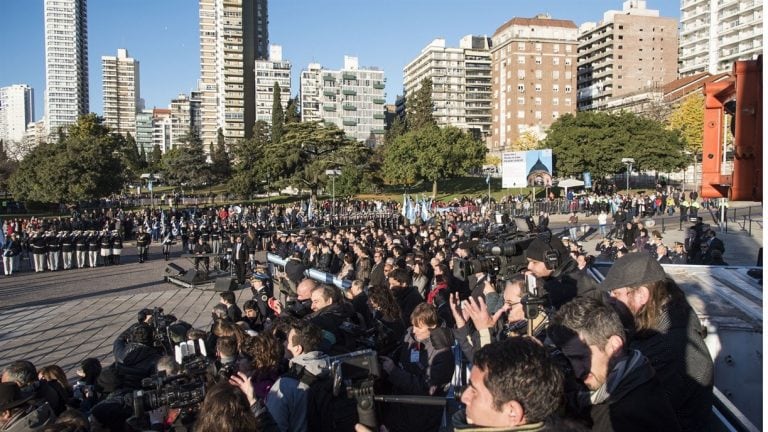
0,202,762,379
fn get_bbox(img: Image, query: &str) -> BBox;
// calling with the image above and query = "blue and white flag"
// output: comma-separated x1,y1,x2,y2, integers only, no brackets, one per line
485,174,490,185
307,196,314,220
420,197,431,222
402,194,408,217
406,196,417,224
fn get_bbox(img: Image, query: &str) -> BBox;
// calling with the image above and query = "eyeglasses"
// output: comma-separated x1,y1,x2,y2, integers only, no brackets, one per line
504,300,522,307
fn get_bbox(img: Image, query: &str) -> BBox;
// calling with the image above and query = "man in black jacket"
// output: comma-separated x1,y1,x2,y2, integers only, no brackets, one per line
136,227,151,263
525,234,598,309
548,296,680,432
1,360,66,417
388,268,423,326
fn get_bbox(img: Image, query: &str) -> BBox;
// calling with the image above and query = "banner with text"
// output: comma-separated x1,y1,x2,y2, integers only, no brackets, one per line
502,149,553,189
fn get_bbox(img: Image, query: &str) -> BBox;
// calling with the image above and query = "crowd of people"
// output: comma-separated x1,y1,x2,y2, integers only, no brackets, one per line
1,205,716,432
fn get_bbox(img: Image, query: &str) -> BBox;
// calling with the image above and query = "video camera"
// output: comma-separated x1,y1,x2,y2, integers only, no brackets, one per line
451,231,538,289
338,320,400,356
150,307,177,354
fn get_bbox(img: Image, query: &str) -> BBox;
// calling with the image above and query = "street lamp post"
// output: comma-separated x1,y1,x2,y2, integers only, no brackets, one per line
621,158,635,192
325,169,341,217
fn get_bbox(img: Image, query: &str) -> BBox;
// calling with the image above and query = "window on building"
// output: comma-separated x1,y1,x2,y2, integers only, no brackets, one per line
553,44,560,53
553,84,559,92
553,98,559,106
553,57,560,65
517,97,525,105
535,43,542,51
535,111,542,120
517,84,525,92
565,58,572,65
535,97,542,105
517,110,525,119
565,45,572,52
535,70,543,79
618,45,623,49
535,84,542,92
618,35,623,40
552,111,559,119
618,55,623,59
565,85,572,93
565,71,572,79
518,42,526,50
535,57,542,64
565,98,572,106
518,55,525,64
518,70,526,79
618,25,624,30
552,71,560,80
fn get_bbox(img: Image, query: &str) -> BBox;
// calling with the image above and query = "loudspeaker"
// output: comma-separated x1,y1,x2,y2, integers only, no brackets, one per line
214,277,238,292
164,263,186,277
179,269,203,284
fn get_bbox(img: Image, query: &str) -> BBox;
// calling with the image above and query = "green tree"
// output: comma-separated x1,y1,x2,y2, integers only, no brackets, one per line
9,114,125,203
0,140,18,193
211,129,232,183
384,115,406,145
271,82,285,144
262,122,370,200
230,120,270,197
383,125,486,197
285,96,301,123
407,78,436,131
139,145,148,167
667,94,705,187
160,127,209,188
150,144,163,171
544,111,687,180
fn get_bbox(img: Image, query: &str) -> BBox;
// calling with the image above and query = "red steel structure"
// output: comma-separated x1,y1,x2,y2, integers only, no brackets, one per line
701,56,762,201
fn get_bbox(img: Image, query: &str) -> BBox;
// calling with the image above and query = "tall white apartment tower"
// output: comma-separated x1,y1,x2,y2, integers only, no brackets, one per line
0,85,35,145
199,0,269,149
679,0,763,76
102,48,141,137
402,36,493,138
255,45,292,124
300,56,386,146
44,0,89,138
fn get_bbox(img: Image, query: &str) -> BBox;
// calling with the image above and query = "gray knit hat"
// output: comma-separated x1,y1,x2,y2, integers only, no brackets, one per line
600,252,666,292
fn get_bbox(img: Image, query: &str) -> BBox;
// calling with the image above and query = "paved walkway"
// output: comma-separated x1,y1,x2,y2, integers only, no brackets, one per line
0,202,762,379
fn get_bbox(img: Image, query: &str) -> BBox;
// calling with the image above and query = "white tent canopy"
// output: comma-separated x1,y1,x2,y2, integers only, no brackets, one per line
558,178,584,188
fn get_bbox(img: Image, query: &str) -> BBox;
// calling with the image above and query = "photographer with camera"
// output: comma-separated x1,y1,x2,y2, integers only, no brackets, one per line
525,234,598,309
378,303,454,432
112,315,161,387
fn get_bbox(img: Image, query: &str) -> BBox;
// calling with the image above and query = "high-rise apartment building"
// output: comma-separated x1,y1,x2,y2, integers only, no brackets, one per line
577,1,678,111
136,110,154,156
490,14,578,153
44,0,89,138
199,0,269,148
679,0,763,76
401,36,493,139
102,48,141,136
300,56,386,145
0,85,35,145
255,45,291,124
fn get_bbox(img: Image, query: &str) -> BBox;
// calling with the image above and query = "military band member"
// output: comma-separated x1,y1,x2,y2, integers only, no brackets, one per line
74,231,88,268
112,231,123,264
136,227,151,263
161,230,174,261
86,231,100,268
30,231,47,272
61,231,75,270
210,223,222,255
47,231,61,271
99,229,112,266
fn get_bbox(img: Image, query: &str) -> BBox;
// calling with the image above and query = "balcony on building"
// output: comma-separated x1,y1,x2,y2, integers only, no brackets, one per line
343,104,357,111
342,89,357,96
343,119,358,126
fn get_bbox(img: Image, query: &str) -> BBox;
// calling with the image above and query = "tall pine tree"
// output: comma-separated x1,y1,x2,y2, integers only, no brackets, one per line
407,78,436,131
285,96,301,123
271,82,285,144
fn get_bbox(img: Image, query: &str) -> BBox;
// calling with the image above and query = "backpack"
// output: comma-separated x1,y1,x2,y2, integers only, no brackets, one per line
284,363,359,432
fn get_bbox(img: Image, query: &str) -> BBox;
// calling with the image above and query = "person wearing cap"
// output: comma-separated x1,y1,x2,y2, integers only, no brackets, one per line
2,233,21,276
525,234,598,309
29,231,47,273
135,226,151,263
600,252,714,432
86,230,100,268
233,235,250,285
0,382,55,431
74,230,88,268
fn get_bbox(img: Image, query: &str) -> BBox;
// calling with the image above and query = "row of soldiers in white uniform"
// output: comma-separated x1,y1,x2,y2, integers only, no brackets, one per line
26,229,124,272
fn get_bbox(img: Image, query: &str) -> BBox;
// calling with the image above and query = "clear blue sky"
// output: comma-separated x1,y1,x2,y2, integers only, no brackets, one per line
0,0,680,122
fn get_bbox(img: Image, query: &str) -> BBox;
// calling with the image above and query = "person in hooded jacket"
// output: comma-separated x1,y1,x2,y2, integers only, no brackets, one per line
0,382,55,432
380,303,455,432
111,323,161,383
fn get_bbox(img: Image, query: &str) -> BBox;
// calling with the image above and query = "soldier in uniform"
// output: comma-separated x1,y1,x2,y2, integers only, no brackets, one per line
136,226,151,263
210,223,222,256
99,229,112,266
30,230,47,272
161,229,174,261
86,230,100,268
187,223,198,254
47,230,61,271
112,231,123,264
61,231,75,270
74,230,88,268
